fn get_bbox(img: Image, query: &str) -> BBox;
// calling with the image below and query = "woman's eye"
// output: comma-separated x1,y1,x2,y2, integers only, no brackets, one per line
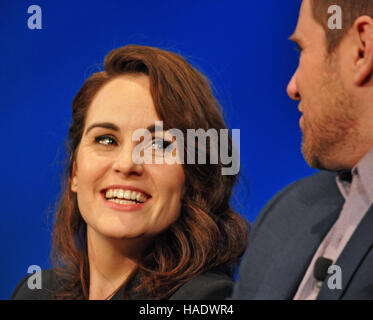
95,135,117,146
151,139,172,151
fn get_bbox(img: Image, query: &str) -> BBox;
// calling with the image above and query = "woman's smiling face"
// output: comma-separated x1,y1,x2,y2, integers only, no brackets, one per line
71,74,185,242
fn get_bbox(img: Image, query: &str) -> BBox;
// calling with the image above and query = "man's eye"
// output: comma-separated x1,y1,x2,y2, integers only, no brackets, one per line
95,135,117,146
151,139,172,151
295,45,303,52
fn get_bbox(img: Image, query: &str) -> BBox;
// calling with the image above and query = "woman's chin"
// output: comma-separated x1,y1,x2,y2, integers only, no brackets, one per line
101,228,144,241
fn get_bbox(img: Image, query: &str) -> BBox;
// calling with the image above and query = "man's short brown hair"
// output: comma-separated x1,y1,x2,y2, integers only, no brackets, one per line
311,0,373,52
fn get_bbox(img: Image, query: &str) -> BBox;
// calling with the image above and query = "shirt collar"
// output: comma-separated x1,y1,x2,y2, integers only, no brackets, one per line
355,147,373,203
336,146,373,203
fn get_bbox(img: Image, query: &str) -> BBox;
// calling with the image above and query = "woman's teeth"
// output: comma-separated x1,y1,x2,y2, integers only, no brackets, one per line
107,198,140,205
105,189,148,203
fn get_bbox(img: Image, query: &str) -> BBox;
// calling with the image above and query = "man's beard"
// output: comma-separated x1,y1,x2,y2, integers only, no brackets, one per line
301,66,359,170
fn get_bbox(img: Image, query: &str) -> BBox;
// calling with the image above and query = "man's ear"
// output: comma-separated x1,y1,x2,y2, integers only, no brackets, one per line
71,161,78,193
353,16,373,86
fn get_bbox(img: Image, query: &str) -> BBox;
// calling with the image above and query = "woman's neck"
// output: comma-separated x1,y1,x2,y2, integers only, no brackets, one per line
86,227,147,300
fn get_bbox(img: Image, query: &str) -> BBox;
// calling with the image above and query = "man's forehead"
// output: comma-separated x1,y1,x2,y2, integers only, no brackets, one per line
290,0,320,44
293,1,309,35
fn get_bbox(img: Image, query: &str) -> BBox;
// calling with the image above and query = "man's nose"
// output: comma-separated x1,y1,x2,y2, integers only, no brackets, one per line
287,70,301,101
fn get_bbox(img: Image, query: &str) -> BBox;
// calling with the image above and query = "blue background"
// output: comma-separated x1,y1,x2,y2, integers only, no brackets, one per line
1,0,316,299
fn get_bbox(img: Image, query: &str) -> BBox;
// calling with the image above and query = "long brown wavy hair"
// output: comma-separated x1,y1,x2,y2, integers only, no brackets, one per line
52,45,249,299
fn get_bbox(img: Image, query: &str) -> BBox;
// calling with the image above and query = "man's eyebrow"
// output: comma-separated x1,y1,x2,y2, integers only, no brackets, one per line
84,122,165,136
288,33,302,45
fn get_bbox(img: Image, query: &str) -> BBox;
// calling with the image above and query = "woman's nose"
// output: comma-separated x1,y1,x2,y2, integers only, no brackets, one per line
112,142,144,177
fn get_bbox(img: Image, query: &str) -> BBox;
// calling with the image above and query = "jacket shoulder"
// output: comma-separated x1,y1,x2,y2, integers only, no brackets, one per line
266,170,340,210
10,269,58,300
252,170,341,236
169,272,234,300
232,171,344,299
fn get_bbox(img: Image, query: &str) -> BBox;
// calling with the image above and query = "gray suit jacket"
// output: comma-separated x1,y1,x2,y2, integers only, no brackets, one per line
232,171,373,300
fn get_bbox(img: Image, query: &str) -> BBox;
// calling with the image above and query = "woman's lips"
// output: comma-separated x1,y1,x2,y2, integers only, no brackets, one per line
100,192,151,212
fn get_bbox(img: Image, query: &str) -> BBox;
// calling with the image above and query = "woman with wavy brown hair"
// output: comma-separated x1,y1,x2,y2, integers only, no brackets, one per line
11,45,249,300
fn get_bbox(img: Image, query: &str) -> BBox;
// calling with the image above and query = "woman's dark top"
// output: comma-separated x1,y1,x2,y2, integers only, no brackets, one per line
10,269,234,300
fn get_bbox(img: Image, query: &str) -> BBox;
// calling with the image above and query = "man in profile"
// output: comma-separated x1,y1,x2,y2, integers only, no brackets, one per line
233,0,373,299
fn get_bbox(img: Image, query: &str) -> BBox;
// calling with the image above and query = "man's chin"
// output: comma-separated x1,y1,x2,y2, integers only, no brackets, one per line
302,151,323,169
301,140,328,170
302,141,347,171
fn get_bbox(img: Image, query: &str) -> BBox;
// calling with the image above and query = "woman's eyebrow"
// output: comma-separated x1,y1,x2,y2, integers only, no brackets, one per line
84,123,164,136
147,124,164,134
84,122,120,136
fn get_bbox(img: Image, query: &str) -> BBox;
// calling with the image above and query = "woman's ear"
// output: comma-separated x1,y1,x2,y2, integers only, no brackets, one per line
353,16,373,86
71,161,78,193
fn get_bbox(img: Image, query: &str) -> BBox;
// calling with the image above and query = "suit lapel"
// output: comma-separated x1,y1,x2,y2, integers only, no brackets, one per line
254,200,342,299
317,205,373,300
